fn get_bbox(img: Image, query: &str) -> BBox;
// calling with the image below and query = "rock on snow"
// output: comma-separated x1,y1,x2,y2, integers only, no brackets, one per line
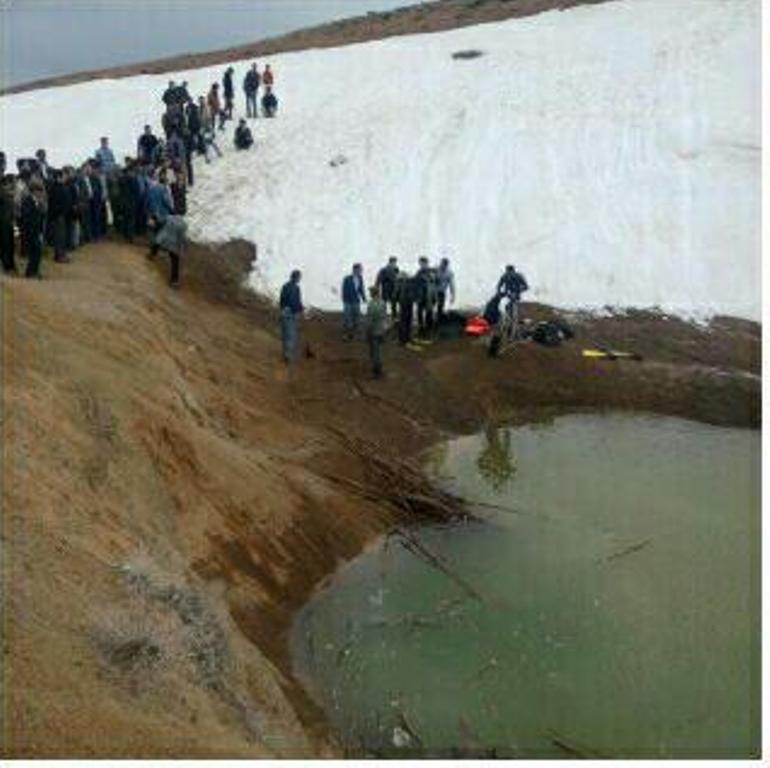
0,0,760,319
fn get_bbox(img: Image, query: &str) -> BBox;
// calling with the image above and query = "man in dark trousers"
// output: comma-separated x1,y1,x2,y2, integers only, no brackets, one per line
279,269,304,364
137,125,159,164
375,256,400,318
497,263,529,328
21,179,46,279
414,256,437,336
223,66,235,120
0,169,17,274
342,263,367,340
365,285,389,379
395,272,417,346
47,168,72,263
243,64,260,119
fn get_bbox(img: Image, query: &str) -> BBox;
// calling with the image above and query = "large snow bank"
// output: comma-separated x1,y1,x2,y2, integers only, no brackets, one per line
0,0,760,319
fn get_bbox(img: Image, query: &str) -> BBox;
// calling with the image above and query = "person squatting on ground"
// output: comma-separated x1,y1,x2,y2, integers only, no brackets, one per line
234,120,254,150
365,284,389,379
436,257,456,322
342,262,367,340
243,64,261,119
262,86,279,118
376,256,400,318
280,269,304,364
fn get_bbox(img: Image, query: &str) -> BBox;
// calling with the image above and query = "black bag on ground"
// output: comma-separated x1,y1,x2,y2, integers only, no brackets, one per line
530,319,574,347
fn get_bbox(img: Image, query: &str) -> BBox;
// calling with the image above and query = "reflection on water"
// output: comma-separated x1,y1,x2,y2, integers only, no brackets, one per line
476,425,516,491
292,414,760,758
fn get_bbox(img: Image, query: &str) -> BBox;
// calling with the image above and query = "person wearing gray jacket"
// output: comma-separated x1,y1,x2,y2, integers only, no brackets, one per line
365,285,389,378
436,257,456,323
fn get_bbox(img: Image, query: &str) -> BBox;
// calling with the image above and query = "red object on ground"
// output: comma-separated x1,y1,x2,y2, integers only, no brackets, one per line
465,316,491,337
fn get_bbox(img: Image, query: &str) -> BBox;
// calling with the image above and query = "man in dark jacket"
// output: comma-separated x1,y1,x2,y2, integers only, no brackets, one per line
21,179,46,278
497,264,528,301
395,273,417,346
47,169,71,263
497,264,529,326
0,172,17,274
162,80,177,107
89,161,108,238
137,125,160,164
243,64,260,119
186,101,203,156
261,87,278,118
414,256,437,336
234,119,254,150
279,269,304,364
117,161,141,243
375,256,400,317
342,263,367,340
223,67,235,120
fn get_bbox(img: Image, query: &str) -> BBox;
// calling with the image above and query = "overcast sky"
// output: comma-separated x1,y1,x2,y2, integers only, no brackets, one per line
0,0,421,88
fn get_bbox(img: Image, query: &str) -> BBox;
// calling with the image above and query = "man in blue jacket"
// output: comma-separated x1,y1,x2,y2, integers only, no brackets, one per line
342,263,367,340
279,269,304,364
243,64,260,119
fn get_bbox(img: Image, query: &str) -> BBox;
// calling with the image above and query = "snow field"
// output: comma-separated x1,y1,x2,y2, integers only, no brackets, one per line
0,0,760,318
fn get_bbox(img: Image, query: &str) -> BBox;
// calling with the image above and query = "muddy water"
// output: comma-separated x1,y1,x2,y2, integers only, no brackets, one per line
291,414,760,758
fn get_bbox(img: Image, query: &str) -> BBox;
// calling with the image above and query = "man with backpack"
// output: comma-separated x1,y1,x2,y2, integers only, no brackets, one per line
243,64,260,119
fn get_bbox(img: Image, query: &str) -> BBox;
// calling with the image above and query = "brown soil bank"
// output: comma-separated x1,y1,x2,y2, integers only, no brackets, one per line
0,239,758,757
2,0,613,95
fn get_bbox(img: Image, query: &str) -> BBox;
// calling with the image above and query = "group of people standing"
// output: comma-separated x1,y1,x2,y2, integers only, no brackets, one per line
278,257,528,380
0,144,120,279
0,59,281,285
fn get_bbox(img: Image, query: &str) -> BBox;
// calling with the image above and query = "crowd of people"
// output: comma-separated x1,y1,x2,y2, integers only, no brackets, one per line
0,61,280,286
0,59,533,380
279,257,529,379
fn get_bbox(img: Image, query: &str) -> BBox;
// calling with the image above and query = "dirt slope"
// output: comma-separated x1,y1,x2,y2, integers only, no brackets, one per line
0,239,759,756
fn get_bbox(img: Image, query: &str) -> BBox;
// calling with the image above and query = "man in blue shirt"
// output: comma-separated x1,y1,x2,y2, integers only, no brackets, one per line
279,270,304,364
95,137,116,174
341,263,367,340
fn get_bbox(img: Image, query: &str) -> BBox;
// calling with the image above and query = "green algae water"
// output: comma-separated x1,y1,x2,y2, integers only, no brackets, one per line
291,414,760,758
